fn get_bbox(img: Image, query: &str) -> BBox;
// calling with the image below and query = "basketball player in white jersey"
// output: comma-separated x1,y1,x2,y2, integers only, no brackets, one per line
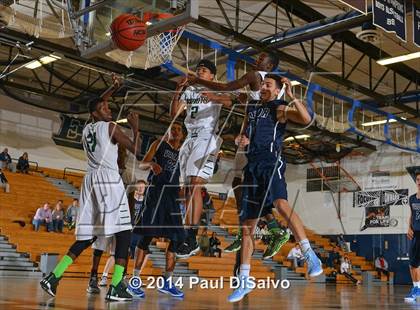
188,53,290,262
171,59,233,258
40,76,141,302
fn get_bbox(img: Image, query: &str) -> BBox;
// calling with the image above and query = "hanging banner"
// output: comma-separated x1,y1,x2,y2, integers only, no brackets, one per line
414,2,420,47
353,189,409,208
373,0,407,42
338,0,367,13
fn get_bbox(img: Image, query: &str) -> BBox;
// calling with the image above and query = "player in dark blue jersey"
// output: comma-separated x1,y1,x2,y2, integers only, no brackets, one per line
405,171,420,302
228,74,322,303
128,122,185,299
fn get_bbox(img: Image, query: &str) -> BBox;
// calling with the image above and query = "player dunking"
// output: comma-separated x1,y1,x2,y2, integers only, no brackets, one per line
405,171,420,302
228,74,323,302
128,122,185,298
171,59,232,258
188,52,290,260
40,76,141,302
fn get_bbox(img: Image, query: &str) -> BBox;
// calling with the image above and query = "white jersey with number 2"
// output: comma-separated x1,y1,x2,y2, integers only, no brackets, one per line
180,85,222,136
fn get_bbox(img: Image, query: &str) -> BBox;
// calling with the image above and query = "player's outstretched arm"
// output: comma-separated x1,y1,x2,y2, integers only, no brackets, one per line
190,71,259,91
101,74,121,103
170,77,188,118
201,92,233,108
138,140,162,174
109,112,141,159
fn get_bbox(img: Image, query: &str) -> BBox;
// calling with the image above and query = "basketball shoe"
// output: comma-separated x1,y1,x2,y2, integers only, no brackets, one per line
158,277,184,298
262,230,290,259
176,241,200,259
227,276,254,303
106,280,133,301
99,275,108,287
304,249,323,277
405,287,420,302
86,275,100,294
40,272,61,297
224,230,242,253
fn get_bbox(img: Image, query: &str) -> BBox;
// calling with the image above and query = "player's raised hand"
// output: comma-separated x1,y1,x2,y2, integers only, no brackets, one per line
111,73,122,88
235,134,249,148
280,77,294,99
127,112,140,132
408,227,414,240
177,76,189,90
151,162,162,175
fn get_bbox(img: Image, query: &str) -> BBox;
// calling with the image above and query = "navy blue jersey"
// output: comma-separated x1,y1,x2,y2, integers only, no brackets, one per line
132,197,144,225
410,194,420,231
245,99,288,162
147,141,180,187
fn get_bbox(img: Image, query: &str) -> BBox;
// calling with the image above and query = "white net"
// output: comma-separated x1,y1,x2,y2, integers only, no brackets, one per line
145,25,185,69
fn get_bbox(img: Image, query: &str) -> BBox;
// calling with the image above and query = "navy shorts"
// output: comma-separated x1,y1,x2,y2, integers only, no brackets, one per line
239,157,287,222
410,231,420,268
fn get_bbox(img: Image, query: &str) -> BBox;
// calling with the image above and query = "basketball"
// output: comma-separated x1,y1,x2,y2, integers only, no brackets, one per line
110,14,147,51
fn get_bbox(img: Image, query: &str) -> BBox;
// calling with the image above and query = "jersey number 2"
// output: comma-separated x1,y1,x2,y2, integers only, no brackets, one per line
86,131,97,153
190,106,198,119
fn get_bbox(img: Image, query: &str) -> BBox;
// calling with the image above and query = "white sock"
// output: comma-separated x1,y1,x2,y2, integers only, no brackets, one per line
239,264,250,278
133,269,140,277
102,272,108,277
415,281,420,288
299,239,311,253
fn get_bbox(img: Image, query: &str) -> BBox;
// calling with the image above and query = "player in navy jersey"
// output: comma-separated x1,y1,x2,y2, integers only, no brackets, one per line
228,74,323,303
405,171,420,302
128,122,185,298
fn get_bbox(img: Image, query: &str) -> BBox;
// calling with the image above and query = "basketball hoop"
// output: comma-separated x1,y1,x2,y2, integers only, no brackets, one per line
145,12,185,69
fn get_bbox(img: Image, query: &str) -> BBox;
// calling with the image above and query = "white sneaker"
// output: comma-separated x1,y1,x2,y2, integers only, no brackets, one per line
99,276,108,287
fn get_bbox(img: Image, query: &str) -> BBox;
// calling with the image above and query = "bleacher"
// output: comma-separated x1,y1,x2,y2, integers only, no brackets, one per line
0,167,392,284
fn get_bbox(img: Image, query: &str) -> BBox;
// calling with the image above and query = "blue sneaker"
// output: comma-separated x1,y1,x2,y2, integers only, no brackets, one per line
228,276,253,303
304,249,323,277
127,276,145,299
405,287,418,302
158,277,184,298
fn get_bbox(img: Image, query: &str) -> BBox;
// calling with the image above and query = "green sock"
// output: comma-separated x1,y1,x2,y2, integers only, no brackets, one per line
52,255,73,278
111,264,125,287
267,219,281,234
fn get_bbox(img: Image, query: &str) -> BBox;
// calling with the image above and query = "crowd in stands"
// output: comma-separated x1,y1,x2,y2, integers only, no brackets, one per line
32,199,79,233
0,148,32,193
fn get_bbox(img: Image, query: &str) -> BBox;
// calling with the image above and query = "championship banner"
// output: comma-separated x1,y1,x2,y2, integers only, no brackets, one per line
353,189,409,208
414,2,420,47
338,0,367,13
373,0,407,42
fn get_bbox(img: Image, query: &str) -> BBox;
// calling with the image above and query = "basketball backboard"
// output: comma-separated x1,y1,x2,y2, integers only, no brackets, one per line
78,0,198,65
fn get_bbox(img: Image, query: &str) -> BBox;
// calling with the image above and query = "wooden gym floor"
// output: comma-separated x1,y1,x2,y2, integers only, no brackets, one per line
0,277,416,309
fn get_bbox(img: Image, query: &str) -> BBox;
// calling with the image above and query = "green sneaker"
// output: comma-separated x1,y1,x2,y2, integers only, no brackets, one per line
262,231,290,260
224,233,242,253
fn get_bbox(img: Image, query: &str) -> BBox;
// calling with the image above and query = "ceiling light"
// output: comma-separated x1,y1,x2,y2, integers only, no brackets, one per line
24,60,42,69
116,118,127,124
377,52,420,66
362,119,397,127
39,54,61,64
284,134,310,142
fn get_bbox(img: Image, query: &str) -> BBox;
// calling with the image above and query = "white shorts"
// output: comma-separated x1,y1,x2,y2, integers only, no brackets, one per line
92,236,116,255
75,169,132,241
233,147,248,179
179,134,222,182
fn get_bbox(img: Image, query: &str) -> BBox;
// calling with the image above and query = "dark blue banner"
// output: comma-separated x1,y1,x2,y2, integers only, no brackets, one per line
414,2,420,47
373,0,406,41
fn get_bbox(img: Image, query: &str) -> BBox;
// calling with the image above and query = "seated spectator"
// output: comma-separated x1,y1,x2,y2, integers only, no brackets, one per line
209,232,222,258
0,168,10,193
374,254,390,281
327,246,341,268
65,198,79,230
129,180,147,258
287,243,305,268
340,256,360,285
33,203,53,232
16,152,29,174
201,187,215,226
198,229,210,256
52,201,65,233
0,148,15,172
